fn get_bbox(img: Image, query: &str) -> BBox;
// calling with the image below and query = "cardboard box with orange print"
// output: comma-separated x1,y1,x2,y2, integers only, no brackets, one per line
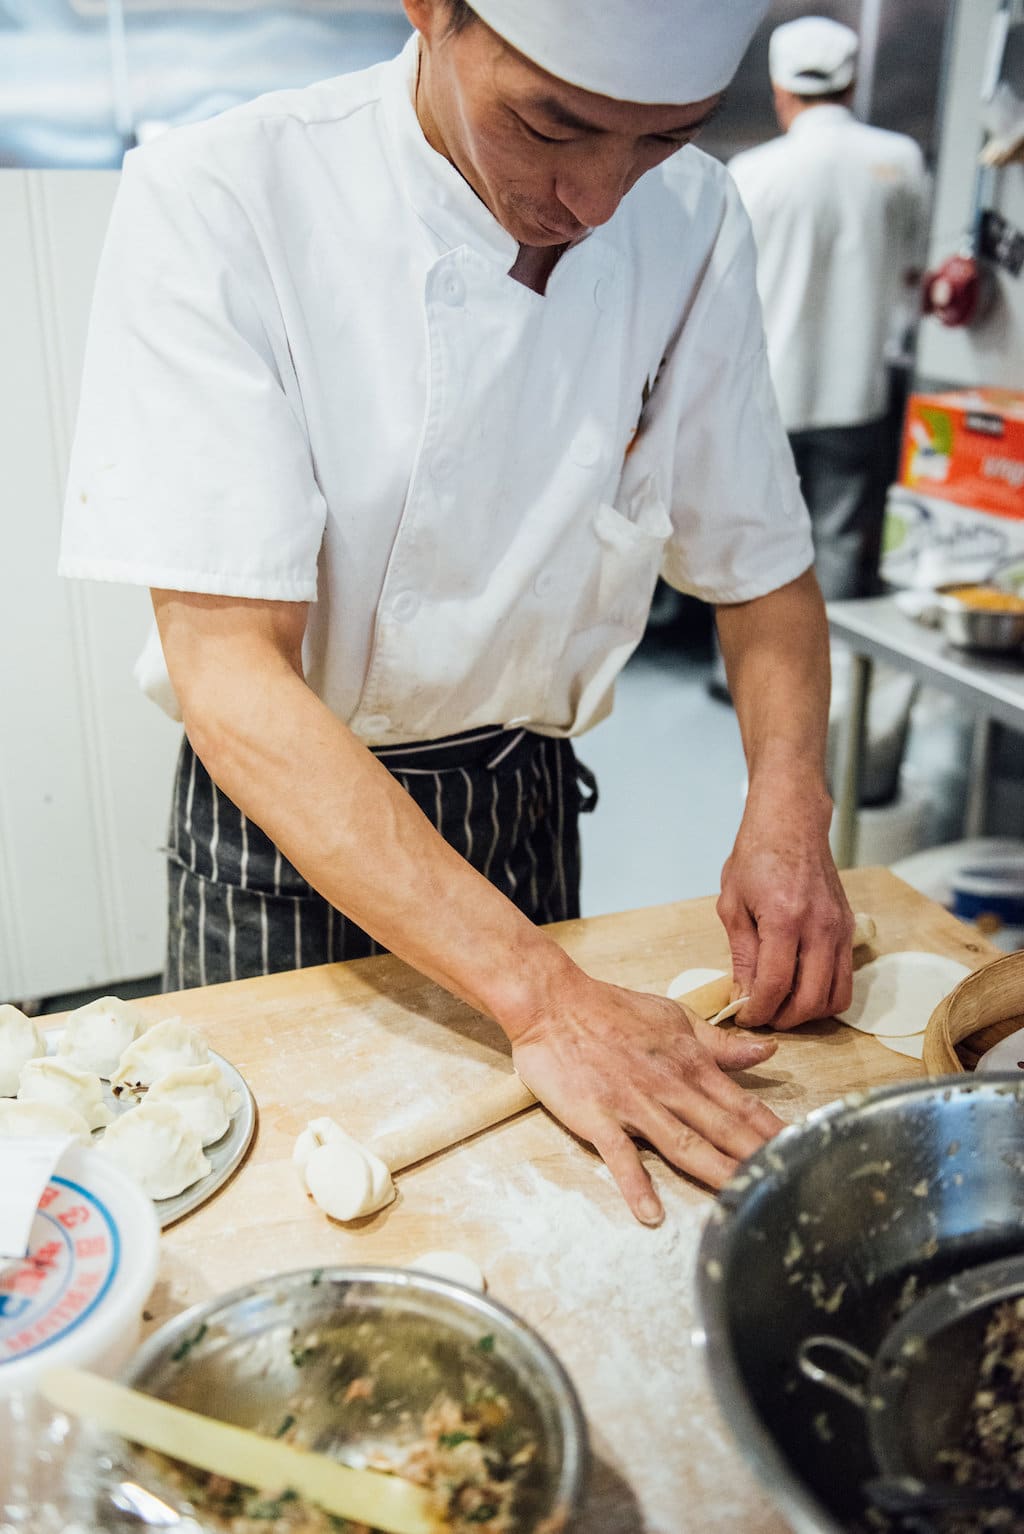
900,388,1024,520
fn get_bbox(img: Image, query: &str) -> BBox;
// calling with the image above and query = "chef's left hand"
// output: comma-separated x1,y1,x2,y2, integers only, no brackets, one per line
717,774,854,1030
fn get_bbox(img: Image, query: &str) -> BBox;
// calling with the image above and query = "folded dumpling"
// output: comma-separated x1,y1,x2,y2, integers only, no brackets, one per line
110,1018,211,1099
147,1064,241,1146
0,1004,46,1096
96,1102,210,1199
57,995,147,1079
0,1097,91,1142
18,1057,113,1132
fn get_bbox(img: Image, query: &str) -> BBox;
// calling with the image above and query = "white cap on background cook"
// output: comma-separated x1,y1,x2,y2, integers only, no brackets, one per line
468,0,771,104
768,15,859,95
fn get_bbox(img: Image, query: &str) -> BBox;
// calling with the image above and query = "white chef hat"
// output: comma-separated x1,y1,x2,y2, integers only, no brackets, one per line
467,0,771,105
768,16,859,96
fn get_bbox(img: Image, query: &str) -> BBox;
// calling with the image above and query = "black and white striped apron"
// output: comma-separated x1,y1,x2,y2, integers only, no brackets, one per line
164,727,598,991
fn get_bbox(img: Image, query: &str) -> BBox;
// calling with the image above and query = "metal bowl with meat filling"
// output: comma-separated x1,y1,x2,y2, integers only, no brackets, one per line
696,1075,1024,1534
73,1267,588,1534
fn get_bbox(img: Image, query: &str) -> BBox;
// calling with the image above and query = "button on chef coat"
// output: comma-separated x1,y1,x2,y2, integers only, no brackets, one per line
729,106,929,435
60,37,813,747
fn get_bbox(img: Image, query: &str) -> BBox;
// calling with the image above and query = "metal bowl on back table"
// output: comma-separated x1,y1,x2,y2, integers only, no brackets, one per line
935,587,1024,653
76,1266,588,1532
696,1075,1024,1534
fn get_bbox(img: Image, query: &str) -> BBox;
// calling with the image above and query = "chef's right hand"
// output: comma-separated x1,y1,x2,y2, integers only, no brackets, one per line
506,970,785,1225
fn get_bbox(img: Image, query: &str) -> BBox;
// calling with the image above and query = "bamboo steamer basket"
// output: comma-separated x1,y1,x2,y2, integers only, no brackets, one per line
923,947,1024,1073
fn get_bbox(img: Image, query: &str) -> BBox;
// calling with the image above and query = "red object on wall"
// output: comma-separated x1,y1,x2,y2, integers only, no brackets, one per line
921,253,984,327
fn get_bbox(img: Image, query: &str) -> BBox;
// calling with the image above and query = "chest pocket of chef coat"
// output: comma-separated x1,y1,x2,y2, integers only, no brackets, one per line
545,474,673,735
592,482,673,621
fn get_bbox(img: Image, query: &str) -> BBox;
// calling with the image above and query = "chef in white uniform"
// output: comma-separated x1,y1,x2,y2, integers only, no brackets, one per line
61,0,855,1224
729,16,930,599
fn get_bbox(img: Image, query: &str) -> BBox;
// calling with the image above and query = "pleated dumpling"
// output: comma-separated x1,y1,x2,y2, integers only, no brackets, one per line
96,1102,210,1199
147,1064,241,1146
18,1057,112,1132
57,995,147,1079
110,1018,210,1099
0,1004,46,1096
0,1097,91,1142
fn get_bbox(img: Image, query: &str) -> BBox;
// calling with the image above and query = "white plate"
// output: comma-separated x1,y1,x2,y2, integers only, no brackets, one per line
837,952,971,1037
45,1030,256,1229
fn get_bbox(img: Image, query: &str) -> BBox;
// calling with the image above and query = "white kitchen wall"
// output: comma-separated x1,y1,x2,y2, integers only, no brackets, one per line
0,170,181,1002
916,0,1024,388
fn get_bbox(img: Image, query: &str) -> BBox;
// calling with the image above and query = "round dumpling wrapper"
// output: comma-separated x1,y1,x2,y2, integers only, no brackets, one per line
410,1250,486,1291
666,968,727,1001
837,952,972,1038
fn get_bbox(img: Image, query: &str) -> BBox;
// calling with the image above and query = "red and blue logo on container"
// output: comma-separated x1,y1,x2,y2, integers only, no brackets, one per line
0,1175,120,1363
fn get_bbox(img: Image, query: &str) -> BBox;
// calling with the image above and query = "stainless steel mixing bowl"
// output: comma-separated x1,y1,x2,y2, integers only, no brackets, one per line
935,589,1024,652
80,1266,588,1531
697,1075,1024,1534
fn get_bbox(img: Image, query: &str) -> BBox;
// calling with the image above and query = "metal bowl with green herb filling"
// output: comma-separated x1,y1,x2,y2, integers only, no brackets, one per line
76,1267,588,1533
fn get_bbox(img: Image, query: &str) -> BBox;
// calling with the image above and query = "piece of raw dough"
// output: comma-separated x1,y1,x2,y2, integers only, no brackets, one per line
111,1017,210,1098
410,1251,486,1291
707,995,751,1025
147,1064,241,1145
57,995,147,1078
0,1005,46,1096
97,1101,211,1199
18,1057,113,1132
0,1098,91,1142
667,968,726,1001
837,952,971,1038
294,1117,396,1222
667,972,749,1025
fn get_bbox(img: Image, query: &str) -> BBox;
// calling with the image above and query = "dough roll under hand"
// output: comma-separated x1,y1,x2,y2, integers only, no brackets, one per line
367,1073,537,1174
296,916,879,1225
295,1074,536,1224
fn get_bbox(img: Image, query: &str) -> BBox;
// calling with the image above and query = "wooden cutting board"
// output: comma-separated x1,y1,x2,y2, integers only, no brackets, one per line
56,867,997,1534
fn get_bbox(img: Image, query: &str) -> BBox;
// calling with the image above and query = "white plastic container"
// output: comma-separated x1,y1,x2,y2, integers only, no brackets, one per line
0,1145,160,1399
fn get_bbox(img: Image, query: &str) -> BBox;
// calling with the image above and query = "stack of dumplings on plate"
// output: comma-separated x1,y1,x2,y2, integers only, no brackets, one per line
0,996,241,1201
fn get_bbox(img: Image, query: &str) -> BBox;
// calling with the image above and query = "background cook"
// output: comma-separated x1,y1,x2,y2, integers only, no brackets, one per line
60,0,853,1224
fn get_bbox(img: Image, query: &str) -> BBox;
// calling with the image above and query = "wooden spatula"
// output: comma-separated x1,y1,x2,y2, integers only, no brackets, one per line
41,1365,445,1534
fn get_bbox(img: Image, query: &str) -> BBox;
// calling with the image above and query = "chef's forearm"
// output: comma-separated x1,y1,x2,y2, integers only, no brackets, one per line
714,567,832,816
153,594,579,1037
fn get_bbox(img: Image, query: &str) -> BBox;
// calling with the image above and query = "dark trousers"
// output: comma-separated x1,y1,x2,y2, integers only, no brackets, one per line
788,417,892,601
164,728,597,991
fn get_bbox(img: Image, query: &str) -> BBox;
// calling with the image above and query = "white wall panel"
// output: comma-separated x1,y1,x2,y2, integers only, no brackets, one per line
916,0,1024,388
0,169,181,1001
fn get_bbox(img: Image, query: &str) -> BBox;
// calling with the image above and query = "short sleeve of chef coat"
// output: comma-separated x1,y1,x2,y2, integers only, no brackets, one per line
637,166,814,607
59,141,326,600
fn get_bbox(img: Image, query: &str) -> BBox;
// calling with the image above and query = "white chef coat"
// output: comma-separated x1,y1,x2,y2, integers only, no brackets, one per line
60,37,813,747
729,106,929,434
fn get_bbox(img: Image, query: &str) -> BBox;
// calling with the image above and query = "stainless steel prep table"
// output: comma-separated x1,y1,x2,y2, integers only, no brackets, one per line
827,594,1024,867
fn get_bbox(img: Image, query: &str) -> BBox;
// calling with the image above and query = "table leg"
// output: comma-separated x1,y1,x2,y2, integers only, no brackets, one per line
963,715,994,839
831,653,873,870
